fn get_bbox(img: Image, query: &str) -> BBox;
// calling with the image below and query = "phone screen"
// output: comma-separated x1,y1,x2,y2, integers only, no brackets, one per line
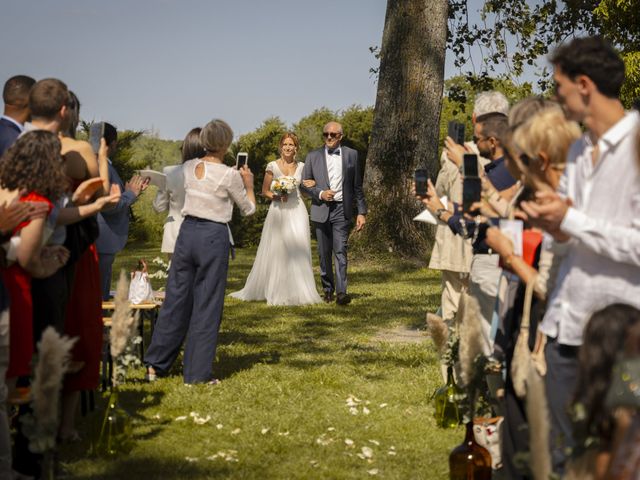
415,169,428,196
89,122,104,154
463,153,479,178
462,177,481,212
236,152,248,169
447,121,465,145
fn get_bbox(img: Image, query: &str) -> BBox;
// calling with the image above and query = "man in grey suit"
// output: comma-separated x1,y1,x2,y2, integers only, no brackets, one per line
301,121,367,305
96,122,149,299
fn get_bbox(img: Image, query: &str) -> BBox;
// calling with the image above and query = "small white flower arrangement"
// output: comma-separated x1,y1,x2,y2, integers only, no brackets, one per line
270,176,297,196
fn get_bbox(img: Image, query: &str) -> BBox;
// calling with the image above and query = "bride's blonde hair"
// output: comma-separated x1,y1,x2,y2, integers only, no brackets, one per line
279,132,299,153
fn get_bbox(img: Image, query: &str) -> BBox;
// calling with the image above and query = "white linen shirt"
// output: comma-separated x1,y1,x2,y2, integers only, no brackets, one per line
540,111,640,345
321,147,344,202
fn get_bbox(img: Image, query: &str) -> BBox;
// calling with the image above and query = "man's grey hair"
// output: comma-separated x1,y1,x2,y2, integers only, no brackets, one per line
473,91,509,117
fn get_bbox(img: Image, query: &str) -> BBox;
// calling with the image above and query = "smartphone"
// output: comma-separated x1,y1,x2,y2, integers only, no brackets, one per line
447,121,465,145
415,168,428,197
462,177,481,213
463,153,479,178
89,122,104,154
236,152,248,169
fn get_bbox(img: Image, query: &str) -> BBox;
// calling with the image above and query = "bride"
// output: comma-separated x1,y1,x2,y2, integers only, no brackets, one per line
230,132,322,305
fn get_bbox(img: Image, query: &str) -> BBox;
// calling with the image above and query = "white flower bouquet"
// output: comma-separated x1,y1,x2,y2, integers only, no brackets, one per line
270,176,297,196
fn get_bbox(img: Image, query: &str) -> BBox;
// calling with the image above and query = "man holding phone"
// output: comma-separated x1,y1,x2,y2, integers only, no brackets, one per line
301,121,367,305
96,123,149,299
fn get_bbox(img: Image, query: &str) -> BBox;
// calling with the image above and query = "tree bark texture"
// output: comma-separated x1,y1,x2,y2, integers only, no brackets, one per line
359,0,448,256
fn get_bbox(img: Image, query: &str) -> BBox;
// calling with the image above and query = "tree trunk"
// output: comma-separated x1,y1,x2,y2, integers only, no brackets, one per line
358,0,448,257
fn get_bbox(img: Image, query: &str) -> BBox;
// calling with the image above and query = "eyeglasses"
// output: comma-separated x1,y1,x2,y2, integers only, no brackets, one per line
323,132,342,139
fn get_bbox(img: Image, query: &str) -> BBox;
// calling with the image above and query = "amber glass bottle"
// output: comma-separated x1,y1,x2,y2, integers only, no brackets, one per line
449,421,492,479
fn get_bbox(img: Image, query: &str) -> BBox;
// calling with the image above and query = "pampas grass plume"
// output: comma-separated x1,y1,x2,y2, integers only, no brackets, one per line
426,313,449,353
32,326,76,439
458,292,484,386
110,269,138,359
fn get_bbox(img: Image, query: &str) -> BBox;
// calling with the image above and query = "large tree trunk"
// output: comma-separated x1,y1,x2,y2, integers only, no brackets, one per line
358,0,448,257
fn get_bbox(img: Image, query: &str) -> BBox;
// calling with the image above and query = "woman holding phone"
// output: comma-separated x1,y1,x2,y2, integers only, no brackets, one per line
144,119,256,385
229,132,322,305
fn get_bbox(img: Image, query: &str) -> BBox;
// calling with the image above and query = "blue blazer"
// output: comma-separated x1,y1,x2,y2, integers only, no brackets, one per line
0,117,21,157
301,145,367,223
96,162,137,254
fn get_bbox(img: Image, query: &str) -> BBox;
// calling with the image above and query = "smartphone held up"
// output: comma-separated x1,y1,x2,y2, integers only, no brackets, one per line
462,153,481,213
236,152,248,169
414,168,429,197
89,122,105,154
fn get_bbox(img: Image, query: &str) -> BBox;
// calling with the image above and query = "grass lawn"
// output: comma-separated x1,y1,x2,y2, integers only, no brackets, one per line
61,242,462,479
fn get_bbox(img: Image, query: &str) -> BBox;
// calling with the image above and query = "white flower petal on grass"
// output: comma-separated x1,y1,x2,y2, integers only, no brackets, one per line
175,416,188,421
316,434,333,446
361,446,374,459
152,414,161,420
278,431,290,436
185,457,198,462
231,428,241,435
349,407,359,415
327,427,336,432
344,438,354,447
362,407,371,415
368,440,380,446
356,453,366,460
390,446,396,450
368,469,379,475
261,427,270,435
379,403,388,408
193,415,211,425
310,460,319,468
387,450,397,456
216,424,224,430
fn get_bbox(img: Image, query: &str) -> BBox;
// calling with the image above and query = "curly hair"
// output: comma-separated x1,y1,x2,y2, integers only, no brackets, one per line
0,130,69,201
574,304,640,443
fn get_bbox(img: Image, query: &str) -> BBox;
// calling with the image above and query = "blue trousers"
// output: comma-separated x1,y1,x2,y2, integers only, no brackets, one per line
314,202,350,295
98,252,115,300
144,216,230,384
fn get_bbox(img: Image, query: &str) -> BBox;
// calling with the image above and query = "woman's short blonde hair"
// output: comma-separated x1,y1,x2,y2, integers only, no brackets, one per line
200,119,233,154
512,107,581,170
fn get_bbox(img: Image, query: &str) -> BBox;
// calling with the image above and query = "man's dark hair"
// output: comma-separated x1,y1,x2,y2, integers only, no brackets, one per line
3,75,36,107
103,122,118,145
28,78,69,120
476,112,509,145
550,36,625,99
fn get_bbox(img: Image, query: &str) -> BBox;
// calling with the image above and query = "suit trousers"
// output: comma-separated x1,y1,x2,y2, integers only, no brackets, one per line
98,252,115,300
144,216,229,384
544,336,578,476
314,203,350,295
468,253,501,356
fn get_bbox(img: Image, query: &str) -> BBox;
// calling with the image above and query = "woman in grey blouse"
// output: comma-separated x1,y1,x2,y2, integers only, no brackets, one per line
144,119,256,384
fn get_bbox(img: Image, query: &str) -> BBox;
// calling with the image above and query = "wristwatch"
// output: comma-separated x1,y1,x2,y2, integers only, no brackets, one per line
435,208,447,220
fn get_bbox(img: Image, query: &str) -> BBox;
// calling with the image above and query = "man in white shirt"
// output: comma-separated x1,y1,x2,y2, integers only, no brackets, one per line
301,122,367,305
521,36,640,475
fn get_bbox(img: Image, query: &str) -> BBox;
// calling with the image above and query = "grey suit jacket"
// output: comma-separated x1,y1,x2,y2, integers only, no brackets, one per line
301,145,367,223
96,162,137,254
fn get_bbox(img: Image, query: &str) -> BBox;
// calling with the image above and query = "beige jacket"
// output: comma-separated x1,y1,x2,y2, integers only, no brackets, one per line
428,154,473,273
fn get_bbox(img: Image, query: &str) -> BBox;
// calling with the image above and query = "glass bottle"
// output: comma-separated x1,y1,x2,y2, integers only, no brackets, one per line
434,366,462,428
449,421,492,479
92,388,133,457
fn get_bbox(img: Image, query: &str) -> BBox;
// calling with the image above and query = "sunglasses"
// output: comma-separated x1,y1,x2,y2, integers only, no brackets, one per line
323,132,342,139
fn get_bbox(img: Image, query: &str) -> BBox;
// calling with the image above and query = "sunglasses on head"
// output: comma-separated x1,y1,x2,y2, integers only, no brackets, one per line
323,132,342,139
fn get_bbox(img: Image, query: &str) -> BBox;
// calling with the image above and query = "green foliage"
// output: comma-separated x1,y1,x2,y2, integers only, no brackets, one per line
293,107,335,159
621,51,640,109
128,134,182,171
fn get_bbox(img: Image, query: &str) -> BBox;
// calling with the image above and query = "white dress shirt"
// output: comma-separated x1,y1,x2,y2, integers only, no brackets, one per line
540,111,640,345
321,147,343,202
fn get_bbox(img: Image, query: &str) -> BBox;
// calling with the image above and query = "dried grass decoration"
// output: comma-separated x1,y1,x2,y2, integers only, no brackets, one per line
93,270,137,457
22,327,77,453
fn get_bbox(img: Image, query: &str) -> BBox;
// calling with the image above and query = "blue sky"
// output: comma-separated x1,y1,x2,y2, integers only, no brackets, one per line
1,0,531,140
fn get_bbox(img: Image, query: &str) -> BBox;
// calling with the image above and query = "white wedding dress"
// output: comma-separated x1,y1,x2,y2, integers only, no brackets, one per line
229,161,322,305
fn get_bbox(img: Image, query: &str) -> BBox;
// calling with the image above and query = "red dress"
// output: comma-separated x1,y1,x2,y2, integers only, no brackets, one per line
63,181,103,391
2,192,53,378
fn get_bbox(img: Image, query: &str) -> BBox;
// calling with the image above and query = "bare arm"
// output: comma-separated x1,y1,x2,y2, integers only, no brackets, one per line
261,170,276,200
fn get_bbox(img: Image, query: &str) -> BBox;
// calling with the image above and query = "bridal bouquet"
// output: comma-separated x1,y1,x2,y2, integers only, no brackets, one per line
270,176,297,196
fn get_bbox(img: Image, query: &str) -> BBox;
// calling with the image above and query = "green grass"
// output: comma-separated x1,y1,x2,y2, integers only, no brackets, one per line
62,243,462,479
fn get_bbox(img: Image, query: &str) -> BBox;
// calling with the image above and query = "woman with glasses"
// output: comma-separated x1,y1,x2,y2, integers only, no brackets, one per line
230,132,322,305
